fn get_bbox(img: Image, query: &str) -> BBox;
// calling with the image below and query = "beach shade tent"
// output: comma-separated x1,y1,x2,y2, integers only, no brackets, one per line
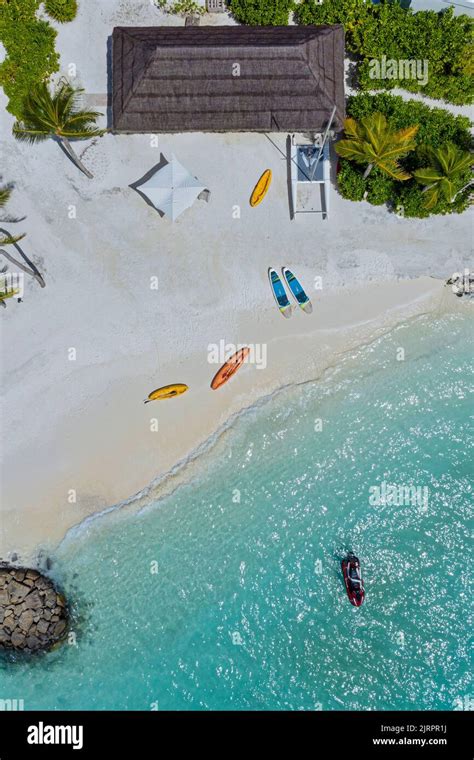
112,26,345,133
132,154,208,221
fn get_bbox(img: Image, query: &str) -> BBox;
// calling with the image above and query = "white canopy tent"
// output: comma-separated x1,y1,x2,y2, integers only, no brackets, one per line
135,154,208,222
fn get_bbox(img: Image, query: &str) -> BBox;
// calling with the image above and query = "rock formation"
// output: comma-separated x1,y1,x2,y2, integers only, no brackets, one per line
0,566,68,653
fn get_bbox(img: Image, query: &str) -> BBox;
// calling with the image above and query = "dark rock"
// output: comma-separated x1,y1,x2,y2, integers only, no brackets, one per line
0,566,69,653
18,609,34,633
26,635,41,650
3,620,14,634
43,588,57,605
36,619,49,635
23,591,43,610
7,579,30,603
53,620,67,637
11,628,25,648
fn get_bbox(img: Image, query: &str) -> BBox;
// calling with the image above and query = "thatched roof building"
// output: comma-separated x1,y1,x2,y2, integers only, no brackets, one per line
112,26,345,133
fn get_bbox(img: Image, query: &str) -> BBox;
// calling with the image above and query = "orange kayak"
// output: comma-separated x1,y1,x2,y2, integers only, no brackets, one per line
211,347,250,390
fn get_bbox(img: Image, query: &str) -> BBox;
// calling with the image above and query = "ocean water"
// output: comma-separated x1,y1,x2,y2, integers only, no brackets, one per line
2,312,473,711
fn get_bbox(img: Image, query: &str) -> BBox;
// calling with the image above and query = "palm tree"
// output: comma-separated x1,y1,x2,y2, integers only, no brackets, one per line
0,185,25,246
413,143,473,210
336,112,419,180
0,284,20,308
12,79,104,178
0,182,46,289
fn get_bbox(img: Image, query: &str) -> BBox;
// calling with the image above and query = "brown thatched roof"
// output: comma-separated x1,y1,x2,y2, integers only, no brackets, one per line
112,25,345,133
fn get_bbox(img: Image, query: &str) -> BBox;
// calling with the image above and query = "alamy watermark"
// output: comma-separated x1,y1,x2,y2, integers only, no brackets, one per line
453,695,474,711
369,481,429,510
0,698,24,711
207,340,267,370
369,56,429,87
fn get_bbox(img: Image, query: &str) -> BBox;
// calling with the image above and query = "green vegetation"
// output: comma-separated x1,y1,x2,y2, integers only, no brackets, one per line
0,0,60,117
296,0,369,47
335,112,418,180
13,79,104,178
347,93,472,151
44,0,78,23
337,94,473,218
227,0,295,26
0,287,19,304
0,184,25,247
154,0,205,15
0,182,46,299
413,144,472,210
296,0,473,105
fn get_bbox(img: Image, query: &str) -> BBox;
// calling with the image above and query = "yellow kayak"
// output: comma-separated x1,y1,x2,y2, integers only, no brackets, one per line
250,169,272,207
144,384,188,403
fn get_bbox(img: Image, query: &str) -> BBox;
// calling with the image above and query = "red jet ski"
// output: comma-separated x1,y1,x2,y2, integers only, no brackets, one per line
342,553,365,607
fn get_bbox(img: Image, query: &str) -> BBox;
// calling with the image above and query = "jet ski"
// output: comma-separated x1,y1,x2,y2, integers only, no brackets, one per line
342,552,365,607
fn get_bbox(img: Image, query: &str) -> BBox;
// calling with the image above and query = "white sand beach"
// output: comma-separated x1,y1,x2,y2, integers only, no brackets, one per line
0,1,472,562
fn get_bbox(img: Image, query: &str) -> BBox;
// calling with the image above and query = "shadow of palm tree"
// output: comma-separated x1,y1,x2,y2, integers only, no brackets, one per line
0,229,46,288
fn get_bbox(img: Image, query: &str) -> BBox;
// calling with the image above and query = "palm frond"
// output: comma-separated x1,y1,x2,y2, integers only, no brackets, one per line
422,186,439,210
335,139,370,162
12,124,50,143
435,146,454,176
362,112,386,151
414,142,473,208
0,232,26,246
394,124,419,146
450,151,472,176
56,79,85,123
67,109,104,125
377,160,412,181
338,112,418,182
413,167,444,185
439,177,456,203
342,117,361,139
0,187,12,210
14,79,103,141
0,288,19,302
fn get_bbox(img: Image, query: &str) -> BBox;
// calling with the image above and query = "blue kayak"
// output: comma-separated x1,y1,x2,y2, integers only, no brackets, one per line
282,268,312,314
268,268,292,318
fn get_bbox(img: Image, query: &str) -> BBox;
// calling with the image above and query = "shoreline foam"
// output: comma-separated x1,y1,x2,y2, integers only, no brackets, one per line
5,276,466,565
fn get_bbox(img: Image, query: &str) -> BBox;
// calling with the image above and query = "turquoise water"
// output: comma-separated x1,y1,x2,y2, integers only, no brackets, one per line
2,312,473,710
